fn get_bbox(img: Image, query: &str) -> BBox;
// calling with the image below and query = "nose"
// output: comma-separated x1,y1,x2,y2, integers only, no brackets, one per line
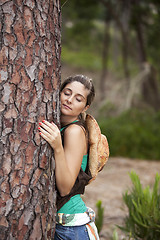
66,95,73,104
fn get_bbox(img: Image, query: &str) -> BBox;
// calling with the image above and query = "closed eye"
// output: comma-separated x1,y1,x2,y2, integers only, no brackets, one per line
63,89,71,96
64,92,70,96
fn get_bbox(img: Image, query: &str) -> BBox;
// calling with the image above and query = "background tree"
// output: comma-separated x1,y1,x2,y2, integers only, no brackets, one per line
130,0,160,110
100,0,132,85
60,0,160,160
61,0,160,110
99,9,111,101
0,0,61,239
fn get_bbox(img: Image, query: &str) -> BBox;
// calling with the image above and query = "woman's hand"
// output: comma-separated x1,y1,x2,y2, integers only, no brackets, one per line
38,120,62,151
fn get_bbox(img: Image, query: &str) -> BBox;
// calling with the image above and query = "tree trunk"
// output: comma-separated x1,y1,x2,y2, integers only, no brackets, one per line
0,0,61,239
120,28,130,84
135,22,147,63
142,65,160,110
100,0,131,84
99,18,110,102
134,4,160,110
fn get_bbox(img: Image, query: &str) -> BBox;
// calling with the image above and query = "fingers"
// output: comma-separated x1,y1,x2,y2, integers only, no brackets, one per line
39,125,50,137
39,121,53,134
41,120,58,131
39,130,50,142
38,120,61,150
38,125,54,147
38,120,59,141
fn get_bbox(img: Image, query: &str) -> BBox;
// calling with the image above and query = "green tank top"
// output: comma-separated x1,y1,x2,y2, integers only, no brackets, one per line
57,155,88,214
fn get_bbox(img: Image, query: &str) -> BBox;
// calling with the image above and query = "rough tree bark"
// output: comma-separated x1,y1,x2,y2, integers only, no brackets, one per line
0,0,61,239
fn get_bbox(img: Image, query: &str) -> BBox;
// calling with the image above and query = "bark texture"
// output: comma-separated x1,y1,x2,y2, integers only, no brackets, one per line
0,0,61,239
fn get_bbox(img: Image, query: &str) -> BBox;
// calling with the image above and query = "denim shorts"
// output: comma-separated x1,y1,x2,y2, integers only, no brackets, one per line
54,224,90,240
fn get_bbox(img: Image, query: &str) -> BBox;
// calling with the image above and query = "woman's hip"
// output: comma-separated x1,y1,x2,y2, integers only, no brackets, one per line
54,224,90,240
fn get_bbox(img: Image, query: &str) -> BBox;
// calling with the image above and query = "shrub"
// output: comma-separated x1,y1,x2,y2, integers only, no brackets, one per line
119,171,160,240
98,109,160,160
95,200,104,233
112,229,119,240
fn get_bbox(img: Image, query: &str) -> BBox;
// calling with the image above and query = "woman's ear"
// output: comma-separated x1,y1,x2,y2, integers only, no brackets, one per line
82,105,90,113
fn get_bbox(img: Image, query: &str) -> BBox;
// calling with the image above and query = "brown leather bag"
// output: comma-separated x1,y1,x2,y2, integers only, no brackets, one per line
86,114,109,183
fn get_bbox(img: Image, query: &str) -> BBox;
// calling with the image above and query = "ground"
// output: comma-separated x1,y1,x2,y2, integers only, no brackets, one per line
83,157,160,240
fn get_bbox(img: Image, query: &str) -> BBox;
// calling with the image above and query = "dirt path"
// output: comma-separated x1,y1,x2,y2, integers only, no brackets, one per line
83,157,160,240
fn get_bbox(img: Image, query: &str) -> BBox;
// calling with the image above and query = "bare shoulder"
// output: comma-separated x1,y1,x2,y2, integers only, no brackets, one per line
63,124,87,154
64,123,86,138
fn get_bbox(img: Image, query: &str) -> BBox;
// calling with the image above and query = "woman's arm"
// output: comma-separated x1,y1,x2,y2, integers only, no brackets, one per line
38,121,87,196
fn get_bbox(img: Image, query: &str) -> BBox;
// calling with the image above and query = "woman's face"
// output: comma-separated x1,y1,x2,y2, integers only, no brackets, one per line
60,81,89,119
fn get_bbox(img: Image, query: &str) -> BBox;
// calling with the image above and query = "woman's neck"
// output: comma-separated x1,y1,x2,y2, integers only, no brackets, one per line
60,115,79,127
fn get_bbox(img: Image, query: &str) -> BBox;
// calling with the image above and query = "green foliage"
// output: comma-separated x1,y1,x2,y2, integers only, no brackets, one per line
95,200,104,233
119,171,160,240
62,0,100,20
61,0,101,47
98,109,160,160
61,0,108,72
61,45,102,70
112,229,119,240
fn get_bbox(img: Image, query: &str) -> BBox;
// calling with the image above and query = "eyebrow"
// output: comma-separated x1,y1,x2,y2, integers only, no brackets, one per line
64,87,86,100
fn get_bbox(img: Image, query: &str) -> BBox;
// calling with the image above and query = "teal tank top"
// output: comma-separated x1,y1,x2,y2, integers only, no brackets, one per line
57,154,88,214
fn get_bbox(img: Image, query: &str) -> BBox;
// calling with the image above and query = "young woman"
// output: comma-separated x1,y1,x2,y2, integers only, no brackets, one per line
38,75,99,239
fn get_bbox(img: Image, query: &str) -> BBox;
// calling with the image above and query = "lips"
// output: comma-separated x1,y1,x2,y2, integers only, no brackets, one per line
62,104,72,110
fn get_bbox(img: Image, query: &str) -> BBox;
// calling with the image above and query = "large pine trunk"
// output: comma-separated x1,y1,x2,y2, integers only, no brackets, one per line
0,0,61,239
